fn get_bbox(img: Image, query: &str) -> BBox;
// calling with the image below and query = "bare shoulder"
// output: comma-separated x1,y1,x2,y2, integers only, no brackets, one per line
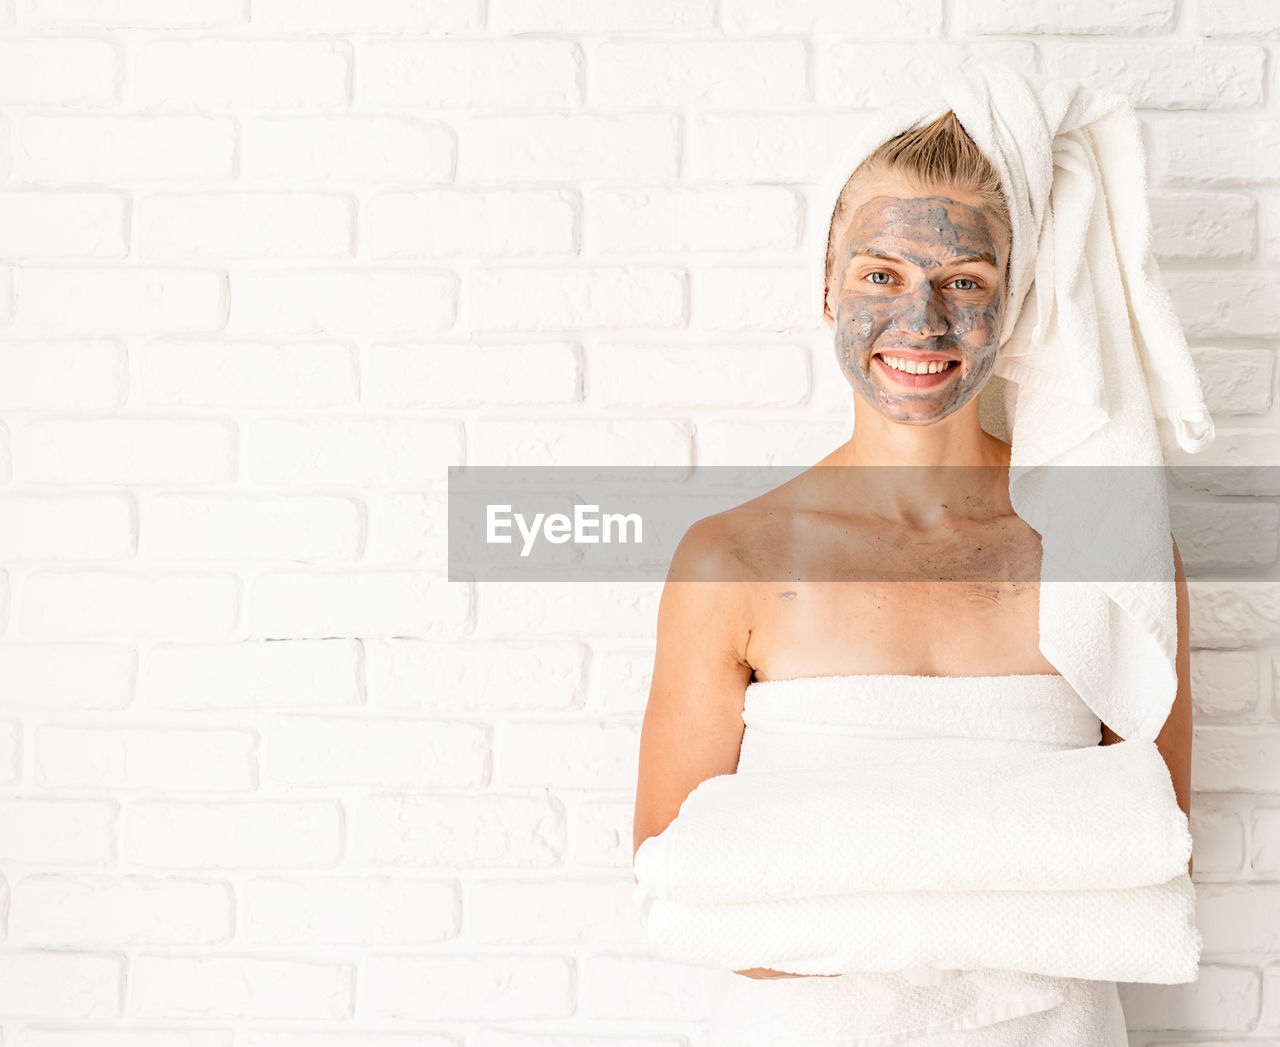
665,463,835,586
665,502,792,584
665,512,742,582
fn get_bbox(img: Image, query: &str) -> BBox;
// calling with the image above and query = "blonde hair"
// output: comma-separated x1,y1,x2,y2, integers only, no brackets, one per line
823,110,1011,303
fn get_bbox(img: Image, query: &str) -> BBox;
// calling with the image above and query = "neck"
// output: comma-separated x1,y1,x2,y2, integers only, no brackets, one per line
820,404,1012,528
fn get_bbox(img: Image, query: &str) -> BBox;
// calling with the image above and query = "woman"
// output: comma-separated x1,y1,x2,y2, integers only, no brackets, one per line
632,107,1194,1043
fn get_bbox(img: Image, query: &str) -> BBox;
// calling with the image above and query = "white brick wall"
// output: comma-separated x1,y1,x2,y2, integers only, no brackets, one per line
0,4,1275,1045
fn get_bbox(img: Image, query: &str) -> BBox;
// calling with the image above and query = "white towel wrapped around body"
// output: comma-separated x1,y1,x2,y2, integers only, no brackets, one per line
633,673,1203,991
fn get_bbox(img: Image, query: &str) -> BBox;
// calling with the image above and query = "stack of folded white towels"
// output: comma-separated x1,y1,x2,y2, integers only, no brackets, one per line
633,739,1201,983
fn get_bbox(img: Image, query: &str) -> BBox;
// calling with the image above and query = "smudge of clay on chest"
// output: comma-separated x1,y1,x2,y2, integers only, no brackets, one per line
777,591,798,602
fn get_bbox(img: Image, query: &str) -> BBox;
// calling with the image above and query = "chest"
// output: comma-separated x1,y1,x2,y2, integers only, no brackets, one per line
740,514,1056,681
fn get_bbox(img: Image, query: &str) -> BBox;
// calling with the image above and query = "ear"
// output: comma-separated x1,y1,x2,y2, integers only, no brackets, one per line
822,287,835,328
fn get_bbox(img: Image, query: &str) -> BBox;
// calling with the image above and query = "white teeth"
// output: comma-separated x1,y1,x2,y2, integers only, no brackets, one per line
881,354,955,375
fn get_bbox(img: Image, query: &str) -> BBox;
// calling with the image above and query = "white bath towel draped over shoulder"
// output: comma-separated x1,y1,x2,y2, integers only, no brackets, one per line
809,63,1216,743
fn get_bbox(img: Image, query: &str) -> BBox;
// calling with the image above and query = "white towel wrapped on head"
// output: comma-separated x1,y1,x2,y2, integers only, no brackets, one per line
808,62,1217,743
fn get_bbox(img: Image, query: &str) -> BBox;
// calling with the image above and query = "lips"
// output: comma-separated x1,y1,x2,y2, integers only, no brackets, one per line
874,351,958,363
872,353,960,385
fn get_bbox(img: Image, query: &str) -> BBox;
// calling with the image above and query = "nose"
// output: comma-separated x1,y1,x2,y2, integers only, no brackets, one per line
899,283,949,337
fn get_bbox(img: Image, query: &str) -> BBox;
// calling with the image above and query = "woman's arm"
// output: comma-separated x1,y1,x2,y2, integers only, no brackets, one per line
1100,536,1193,878
632,519,834,980
633,518,752,862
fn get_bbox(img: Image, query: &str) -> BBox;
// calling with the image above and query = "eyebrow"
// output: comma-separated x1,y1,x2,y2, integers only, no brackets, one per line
853,249,999,268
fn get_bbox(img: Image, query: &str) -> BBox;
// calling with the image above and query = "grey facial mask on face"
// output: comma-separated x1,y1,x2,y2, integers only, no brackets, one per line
833,193,1007,423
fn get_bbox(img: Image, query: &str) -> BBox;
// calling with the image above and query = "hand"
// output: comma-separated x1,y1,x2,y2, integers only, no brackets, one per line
733,967,840,979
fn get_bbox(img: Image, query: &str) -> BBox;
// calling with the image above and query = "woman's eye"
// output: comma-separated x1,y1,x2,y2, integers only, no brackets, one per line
862,272,981,290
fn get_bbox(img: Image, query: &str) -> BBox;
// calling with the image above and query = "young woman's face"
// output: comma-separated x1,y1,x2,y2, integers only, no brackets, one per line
826,176,1010,425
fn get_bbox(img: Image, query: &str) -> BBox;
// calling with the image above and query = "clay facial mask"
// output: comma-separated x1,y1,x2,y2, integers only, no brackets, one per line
832,193,1006,423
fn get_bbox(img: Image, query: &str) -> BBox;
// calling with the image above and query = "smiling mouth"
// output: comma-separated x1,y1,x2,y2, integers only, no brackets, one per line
874,352,960,376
